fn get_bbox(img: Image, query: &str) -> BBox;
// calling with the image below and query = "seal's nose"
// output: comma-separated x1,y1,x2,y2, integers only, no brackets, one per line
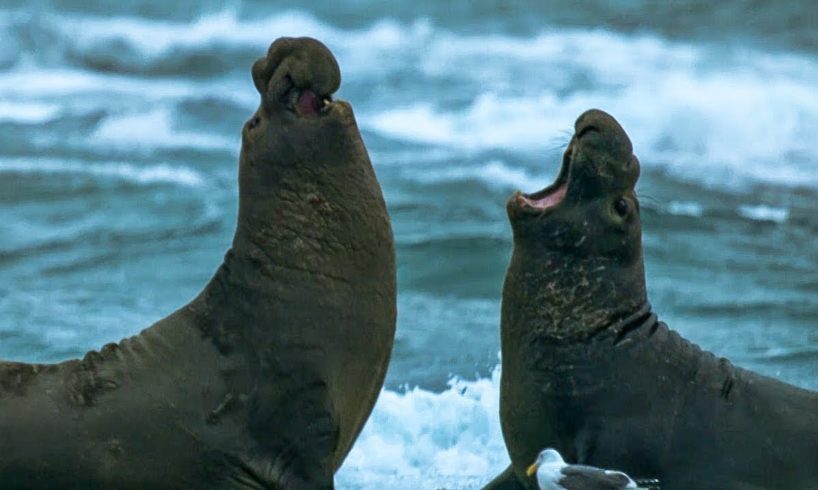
252,37,341,104
574,109,633,162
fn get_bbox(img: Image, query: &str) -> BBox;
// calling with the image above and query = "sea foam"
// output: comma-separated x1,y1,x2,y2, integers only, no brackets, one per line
667,201,705,218
92,108,238,152
0,69,195,98
402,159,543,191
337,366,508,490
0,158,205,187
0,101,61,123
357,24,818,191
51,10,330,58
9,9,818,190
737,204,789,223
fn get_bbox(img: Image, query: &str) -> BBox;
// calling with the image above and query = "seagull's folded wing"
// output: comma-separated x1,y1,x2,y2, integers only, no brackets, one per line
559,465,633,489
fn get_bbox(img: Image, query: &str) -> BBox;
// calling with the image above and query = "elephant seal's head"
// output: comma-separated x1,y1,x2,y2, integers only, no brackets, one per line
232,37,392,285
504,109,647,342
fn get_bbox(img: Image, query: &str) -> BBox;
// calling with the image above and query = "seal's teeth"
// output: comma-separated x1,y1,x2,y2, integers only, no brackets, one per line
320,97,331,113
287,89,300,113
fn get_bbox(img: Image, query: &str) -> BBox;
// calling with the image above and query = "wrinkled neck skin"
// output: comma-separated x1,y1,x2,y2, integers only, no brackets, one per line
206,34,392,329
503,240,648,349
194,113,392,355
233,124,378,285
502,108,648,352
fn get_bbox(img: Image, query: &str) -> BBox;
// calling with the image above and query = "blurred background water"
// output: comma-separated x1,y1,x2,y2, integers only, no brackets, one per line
1,1,818,488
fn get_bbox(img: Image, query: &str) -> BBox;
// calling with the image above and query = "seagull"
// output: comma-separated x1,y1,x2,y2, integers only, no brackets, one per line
526,448,661,490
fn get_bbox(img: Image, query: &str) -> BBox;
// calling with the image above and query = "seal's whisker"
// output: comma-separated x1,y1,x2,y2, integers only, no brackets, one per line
636,193,663,209
545,132,573,152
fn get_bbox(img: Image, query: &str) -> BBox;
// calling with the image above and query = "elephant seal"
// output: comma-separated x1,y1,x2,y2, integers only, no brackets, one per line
483,109,818,490
0,37,396,489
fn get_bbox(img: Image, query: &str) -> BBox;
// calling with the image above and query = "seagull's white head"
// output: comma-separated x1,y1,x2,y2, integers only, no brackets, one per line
526,448,565,477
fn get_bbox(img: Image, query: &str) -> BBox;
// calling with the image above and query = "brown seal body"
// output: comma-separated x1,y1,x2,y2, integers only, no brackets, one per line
483,109,818,490
0,37,396,489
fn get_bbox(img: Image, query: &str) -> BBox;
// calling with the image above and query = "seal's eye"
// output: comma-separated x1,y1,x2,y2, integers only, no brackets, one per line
614,198,629,216
247,116,260,130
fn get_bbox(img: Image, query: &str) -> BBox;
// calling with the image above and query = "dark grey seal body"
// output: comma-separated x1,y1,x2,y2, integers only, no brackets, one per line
0,37,396,489
484,110,818,490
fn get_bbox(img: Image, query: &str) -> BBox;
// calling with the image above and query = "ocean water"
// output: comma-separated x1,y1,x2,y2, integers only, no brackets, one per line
2,1,818,488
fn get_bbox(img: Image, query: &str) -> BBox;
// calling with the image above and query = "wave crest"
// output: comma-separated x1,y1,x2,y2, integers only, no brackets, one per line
337,367,507,489
0,158,205,187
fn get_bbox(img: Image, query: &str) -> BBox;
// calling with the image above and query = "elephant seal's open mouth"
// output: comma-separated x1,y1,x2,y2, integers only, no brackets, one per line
510,109,639,219
290,87,332,116
250,36,341,121
517,149,570,212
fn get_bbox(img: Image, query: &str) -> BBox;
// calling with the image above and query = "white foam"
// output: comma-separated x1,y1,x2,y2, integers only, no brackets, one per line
667,201,705,217
0,101,61,123
92,108,237,152
0,69,257,156
14,10,818,189
0,158,205,187
42,9,424,88
737,204,789,223
10,9,818,189
337,367,508,490
50,9,424,77
402,159,547,191
359,26,818,190
0,68,193,98
0,67,258,114
53,10,327,58
367,93,576,151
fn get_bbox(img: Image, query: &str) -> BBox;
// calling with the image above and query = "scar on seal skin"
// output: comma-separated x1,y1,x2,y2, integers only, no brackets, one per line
483,109,818,490
0,37,396,490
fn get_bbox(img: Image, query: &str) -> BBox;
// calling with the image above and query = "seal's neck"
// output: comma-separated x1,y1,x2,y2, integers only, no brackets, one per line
229,153,387,287
190,248,325,354
502,248,648,344
601,302,656,343
188,167,393,353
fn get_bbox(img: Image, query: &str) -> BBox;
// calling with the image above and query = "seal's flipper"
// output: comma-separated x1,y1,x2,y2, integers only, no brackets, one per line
217,451,335,490
482,466,527,490
244,368,339,489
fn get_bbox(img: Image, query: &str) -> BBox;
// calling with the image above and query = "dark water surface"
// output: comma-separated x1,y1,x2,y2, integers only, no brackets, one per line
1,1,818,487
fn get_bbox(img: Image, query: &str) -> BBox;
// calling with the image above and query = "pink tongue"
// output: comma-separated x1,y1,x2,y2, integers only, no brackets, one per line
527,181,567,209
297,90,319,115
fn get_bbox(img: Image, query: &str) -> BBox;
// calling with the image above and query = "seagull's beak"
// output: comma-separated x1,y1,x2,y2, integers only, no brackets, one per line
526,462,539,477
